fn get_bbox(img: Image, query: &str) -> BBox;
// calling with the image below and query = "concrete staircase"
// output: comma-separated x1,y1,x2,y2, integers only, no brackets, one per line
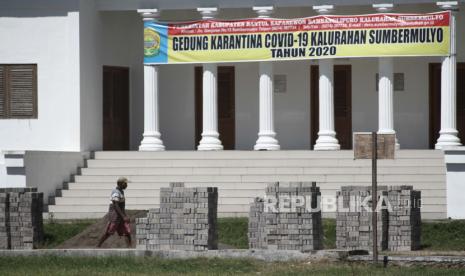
47,150,446,220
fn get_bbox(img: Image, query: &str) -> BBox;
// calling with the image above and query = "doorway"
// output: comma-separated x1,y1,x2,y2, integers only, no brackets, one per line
103,66,130,150
195,66,236,150
311,65,352,149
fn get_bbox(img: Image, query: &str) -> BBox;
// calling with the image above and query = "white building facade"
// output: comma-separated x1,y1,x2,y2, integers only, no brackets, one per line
0,0,463,152
0,0,464,219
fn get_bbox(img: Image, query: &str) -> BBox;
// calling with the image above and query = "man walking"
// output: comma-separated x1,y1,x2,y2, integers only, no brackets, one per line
97,177,132,247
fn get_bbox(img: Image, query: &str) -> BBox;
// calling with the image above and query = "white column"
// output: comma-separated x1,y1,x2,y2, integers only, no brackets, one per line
313,5,340,150
197,7,223,150
253,6,280,150
254,61,280,150
314,59,340,150
436,1,461,149
138,9,165,151
373,4,399,149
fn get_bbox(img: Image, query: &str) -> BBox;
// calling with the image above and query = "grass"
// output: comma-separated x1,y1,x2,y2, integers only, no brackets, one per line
216,218,336,249
217,217,248,249
422,220,465,251
41,218,465,251
39,219,96,249
215,218,465,251
323,219,336,249
0,256,464,275
8,218,465,275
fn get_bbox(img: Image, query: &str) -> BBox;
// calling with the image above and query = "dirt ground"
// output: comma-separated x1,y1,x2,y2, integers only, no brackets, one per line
56,210,147,249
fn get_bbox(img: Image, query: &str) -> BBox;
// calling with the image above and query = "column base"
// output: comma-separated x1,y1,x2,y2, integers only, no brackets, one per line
435,129,462,149
139,132,165,151
254,133,280,151
198,132,223,151
314,131,340,151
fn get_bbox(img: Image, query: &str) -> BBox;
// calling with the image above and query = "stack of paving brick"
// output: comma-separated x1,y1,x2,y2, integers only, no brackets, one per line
0,192,9,249
336,185,421,252
0,188,43,249
387,186,421,251
336,186,388,251
248,197,266,249
248,182,323,252
136,182,218,251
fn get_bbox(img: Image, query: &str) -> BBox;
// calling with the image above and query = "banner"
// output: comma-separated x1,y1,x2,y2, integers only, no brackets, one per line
143,11,450,64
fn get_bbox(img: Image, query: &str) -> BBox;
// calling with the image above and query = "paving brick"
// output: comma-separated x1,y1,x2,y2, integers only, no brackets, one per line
336,185,420,252
136,183,218,251
248,182,323,252
0,188,43,249
386,186,421,251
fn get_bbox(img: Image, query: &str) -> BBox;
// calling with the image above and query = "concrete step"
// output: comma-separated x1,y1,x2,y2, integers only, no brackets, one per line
60,188,446,198
48,204,251,213
66,181,446,190
46,150,447,220
52,195,447,207
47,203,446,214
86,158,444,168
73,174,445,183
43,211,447,220
79,166,445,176
93,150,444,160
54,196,267,205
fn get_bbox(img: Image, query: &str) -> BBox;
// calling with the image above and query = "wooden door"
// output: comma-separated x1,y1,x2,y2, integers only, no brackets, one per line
429,63,465,148
311,65,352,149
103,66,130,150
195,66,236,150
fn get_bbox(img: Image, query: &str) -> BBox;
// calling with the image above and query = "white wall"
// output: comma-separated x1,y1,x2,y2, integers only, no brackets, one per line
78,3,148,151
158,64,196,150
100,11,145,150
444,152,465,219
0,151,26,188
0,5,81,151
235,62,259,150
0,153,6,187
79,0,102,151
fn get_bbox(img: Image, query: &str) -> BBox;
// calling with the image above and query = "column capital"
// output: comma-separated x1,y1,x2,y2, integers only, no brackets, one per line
253,6,274,18
137,9,160,21
313,5,334,15
437,1,459,11
372,3,394,12
197,7,218,19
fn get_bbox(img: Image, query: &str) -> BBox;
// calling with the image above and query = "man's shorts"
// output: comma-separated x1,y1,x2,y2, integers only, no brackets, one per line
106,221,131,236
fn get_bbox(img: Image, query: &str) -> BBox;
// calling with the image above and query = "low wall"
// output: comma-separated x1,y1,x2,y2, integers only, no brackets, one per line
24,151,90,208
444,149,465,219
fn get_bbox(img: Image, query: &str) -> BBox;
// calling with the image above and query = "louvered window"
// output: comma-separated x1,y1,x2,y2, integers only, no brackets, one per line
0,64,37,119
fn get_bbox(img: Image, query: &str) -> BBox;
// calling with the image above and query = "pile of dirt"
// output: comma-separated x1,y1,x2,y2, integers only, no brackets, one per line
56,210,147,249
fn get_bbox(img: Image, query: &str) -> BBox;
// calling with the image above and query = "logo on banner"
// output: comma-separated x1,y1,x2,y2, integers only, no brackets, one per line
144,27,161,57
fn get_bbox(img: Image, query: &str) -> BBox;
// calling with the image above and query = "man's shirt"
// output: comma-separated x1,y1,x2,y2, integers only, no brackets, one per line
110,188,125,204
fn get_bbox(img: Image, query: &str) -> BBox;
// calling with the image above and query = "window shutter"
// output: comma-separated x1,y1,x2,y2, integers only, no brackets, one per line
9,65,37,118
0,66,5,117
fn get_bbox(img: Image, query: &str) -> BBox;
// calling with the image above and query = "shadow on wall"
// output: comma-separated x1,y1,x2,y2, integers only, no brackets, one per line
24,151,90,210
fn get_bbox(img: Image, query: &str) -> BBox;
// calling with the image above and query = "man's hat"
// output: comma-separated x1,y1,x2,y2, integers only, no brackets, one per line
117,177,130,185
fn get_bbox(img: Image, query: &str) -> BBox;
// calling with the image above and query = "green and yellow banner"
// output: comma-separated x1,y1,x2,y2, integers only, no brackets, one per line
144,11,450,64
